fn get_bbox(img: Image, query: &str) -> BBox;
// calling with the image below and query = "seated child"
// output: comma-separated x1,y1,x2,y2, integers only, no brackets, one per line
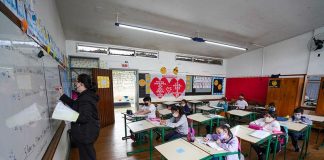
134,96,156,118
203,124,240,160
250,112,280,160
289,107,312,152
180,99,191,115
160,106,188,141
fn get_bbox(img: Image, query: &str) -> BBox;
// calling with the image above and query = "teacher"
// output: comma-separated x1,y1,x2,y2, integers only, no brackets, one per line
56,74,100,160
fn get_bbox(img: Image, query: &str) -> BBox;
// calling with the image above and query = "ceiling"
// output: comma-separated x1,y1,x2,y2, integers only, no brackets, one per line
56,0,324,58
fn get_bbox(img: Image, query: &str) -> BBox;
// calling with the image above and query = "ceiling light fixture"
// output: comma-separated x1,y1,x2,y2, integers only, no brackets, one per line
115,22,247,51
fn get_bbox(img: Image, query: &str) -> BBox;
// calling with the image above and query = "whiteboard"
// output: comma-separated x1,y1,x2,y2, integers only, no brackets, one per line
0,13,64,160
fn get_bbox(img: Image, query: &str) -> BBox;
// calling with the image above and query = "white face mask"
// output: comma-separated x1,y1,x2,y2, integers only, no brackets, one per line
265,117,273,123
173,112,179,117
181,104,185,107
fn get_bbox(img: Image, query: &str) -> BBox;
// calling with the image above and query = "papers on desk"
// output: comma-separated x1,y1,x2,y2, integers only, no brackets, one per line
52,102,79,122
249,130,271,139
196,139,224,151
206,114,222,118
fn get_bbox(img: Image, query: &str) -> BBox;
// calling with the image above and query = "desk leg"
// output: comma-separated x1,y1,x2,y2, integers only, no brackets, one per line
210,120,213,134
298,128,308,160
217,118,220,127
122,114,130,140
162,128,165,143
149,129,153,160
265,137,271,160
272,136,279,160
303,126,311,158
198,122,200,136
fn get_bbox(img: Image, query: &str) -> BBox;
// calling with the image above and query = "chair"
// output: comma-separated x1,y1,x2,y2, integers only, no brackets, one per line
272,125,289,160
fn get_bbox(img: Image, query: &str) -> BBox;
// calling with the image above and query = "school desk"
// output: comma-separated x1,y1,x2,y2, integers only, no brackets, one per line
227,109,256,125
122,113,146,140
155,138,211,160
158,108,172,119
191,137,242,160
231,125,273,160
196,105,220,114
127,120,156,159
162,101,178,106
188,100,203,113
307,115,324,150
187,113,225,134
279,120,311,160
147,119,171,143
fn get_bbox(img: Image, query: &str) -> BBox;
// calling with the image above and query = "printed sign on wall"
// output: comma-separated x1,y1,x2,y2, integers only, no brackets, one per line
269,80,280,88
150,74,186,99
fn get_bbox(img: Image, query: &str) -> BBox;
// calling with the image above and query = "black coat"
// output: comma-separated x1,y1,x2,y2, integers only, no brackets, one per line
60,90,100,144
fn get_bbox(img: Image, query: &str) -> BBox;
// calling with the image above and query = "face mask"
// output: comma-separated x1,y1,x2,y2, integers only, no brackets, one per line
144,103,149,106
218,133,226,140
181,104,185,107
265,117,273,123
294,114,302,120
173,112,179,117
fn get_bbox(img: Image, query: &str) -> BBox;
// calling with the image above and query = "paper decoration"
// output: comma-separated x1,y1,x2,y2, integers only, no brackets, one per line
16,0,26,19
150,75,186,99
212,77,224,95
97,76,110,88
4,0,17,16
139,79,146,87
145,74,151,94
185,76,193,92
173,67,178,75
160,66,167,75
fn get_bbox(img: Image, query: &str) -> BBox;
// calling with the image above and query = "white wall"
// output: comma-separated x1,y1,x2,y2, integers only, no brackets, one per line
34,0,66,52
66,40,227,101
227,27,324,77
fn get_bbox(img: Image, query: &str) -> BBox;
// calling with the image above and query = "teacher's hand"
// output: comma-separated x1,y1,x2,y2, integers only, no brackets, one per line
55,86,64,96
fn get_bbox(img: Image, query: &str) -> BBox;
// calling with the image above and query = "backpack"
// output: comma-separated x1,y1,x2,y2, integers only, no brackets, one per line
187,119,195,142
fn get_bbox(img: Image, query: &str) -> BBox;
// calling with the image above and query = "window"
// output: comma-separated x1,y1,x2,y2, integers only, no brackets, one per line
175,55,192,62
176,55,223,65
136,51,158,58
109,48,135,56
303,75,321,108
77,45,108,54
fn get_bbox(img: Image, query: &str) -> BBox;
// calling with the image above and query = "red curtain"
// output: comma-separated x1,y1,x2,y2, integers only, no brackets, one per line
225,77,269,105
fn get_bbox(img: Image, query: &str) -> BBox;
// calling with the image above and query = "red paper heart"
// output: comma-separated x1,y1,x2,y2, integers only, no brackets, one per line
150,77,169,98
169,78,186,98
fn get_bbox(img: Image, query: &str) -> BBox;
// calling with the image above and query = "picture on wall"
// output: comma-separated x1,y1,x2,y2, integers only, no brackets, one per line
212,77,224,95
269,80,281,88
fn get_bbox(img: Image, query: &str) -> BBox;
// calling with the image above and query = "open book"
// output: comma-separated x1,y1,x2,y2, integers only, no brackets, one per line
249,130,271,139
196,138,224,151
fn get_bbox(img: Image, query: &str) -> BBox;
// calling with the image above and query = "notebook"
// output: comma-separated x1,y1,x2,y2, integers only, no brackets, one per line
249,130,271,139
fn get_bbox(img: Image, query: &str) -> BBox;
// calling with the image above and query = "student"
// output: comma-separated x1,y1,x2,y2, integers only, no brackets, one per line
250,112,280,160
180,99,191,115
267,102,276,114
217,97,228,112
203,124,240,160
135,96,156,118
235,95,248,110
289,107,313,152
160,106,188,141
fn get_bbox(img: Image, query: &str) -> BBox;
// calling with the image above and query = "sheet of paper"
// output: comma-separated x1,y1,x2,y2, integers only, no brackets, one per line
250,130,271,139
52,102,79,122
206,141,224,151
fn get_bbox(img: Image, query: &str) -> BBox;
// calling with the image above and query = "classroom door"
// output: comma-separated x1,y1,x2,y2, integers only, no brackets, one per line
316,77,324,115
92,68,115,127
266,78,304,117
112,70,138,113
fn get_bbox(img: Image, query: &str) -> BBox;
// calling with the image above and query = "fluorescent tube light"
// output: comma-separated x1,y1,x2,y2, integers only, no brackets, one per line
205,40,247,51
115,23,191,40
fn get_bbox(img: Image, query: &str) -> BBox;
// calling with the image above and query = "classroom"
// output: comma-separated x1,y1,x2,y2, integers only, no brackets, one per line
0,0,324,160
